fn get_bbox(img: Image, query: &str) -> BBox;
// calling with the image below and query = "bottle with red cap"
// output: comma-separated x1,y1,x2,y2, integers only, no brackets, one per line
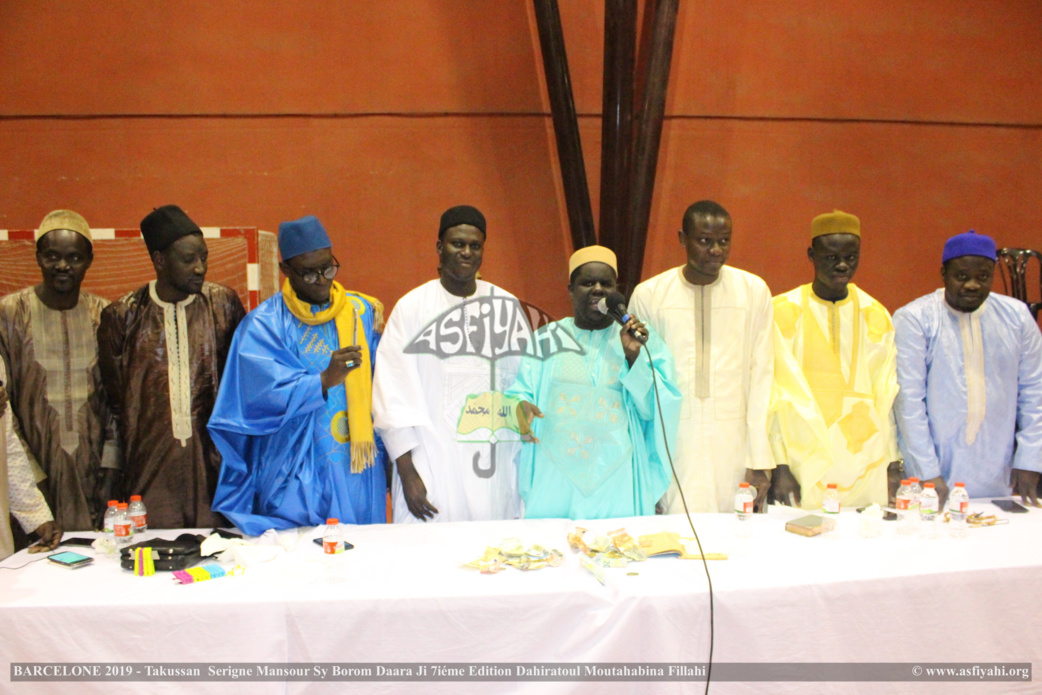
734,482,755,538
821,483,841,536
127,495,148,533
322,518,344,554
113,502,134,547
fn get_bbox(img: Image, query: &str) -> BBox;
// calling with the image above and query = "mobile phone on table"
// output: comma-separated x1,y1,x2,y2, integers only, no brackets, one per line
313,538,354,550
47,551,95,569
59,537,95,547
856,507,898,521
992,499,1030,513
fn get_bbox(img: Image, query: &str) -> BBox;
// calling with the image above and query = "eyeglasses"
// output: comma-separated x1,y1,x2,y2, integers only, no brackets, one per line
286,257,340,285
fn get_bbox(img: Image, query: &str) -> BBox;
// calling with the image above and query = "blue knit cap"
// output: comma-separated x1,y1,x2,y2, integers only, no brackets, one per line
942,230,997,263
279,215,332,260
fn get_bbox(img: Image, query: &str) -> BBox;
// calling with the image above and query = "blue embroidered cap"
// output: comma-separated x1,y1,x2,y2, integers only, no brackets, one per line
942,230,997,263
279,215,332,261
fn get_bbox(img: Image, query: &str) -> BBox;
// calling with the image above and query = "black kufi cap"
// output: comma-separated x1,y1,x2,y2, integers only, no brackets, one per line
438,205,486,238
140,204,202,255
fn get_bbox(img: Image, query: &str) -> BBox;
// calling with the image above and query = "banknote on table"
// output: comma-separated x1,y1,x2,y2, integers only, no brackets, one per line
462,538,564,573
608,528,648,562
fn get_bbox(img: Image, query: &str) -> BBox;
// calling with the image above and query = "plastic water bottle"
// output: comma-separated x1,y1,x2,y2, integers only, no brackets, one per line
734,482,755,538
919,483,939,539
895,479,913,535
113,502,133,547
821,483,841,536
102,500,119,538
322,518,344,554
948,482,970,539
906,477,923,534
128,495,148,533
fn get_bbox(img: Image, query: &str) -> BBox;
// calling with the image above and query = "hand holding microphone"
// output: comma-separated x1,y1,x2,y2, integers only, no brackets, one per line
596,291,649,365
596,291,648,344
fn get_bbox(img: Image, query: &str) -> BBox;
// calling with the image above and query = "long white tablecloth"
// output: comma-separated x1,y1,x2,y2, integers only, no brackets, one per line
2,501,1040,695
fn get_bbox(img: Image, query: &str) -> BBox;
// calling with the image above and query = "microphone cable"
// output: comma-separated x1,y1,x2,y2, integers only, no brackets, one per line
640,340,715,695
599,292,715,692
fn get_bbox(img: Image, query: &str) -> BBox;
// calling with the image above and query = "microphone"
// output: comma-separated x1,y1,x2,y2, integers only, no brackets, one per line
596,291,648,344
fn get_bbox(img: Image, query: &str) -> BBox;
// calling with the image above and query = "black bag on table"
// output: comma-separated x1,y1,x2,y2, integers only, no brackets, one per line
119,533,207,571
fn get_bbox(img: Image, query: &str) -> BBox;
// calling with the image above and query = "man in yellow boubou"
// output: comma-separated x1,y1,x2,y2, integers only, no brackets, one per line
768,210,900,511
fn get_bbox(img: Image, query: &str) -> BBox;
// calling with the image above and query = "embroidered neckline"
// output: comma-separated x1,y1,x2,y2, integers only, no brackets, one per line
149,281,195,447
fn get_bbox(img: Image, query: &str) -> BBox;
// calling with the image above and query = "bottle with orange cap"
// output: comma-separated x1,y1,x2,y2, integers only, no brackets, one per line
821,483,841,537
113,502,134,548
322,518,344,554
102,500,119,540
128,495,148,533
734,482,755,538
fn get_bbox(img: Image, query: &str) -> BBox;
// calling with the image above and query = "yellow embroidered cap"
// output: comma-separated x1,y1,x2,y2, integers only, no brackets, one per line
36,209,92,243
568,245,618,277
811,210,860,241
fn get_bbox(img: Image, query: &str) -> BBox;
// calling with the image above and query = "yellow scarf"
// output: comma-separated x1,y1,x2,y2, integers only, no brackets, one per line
281,279,384,473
